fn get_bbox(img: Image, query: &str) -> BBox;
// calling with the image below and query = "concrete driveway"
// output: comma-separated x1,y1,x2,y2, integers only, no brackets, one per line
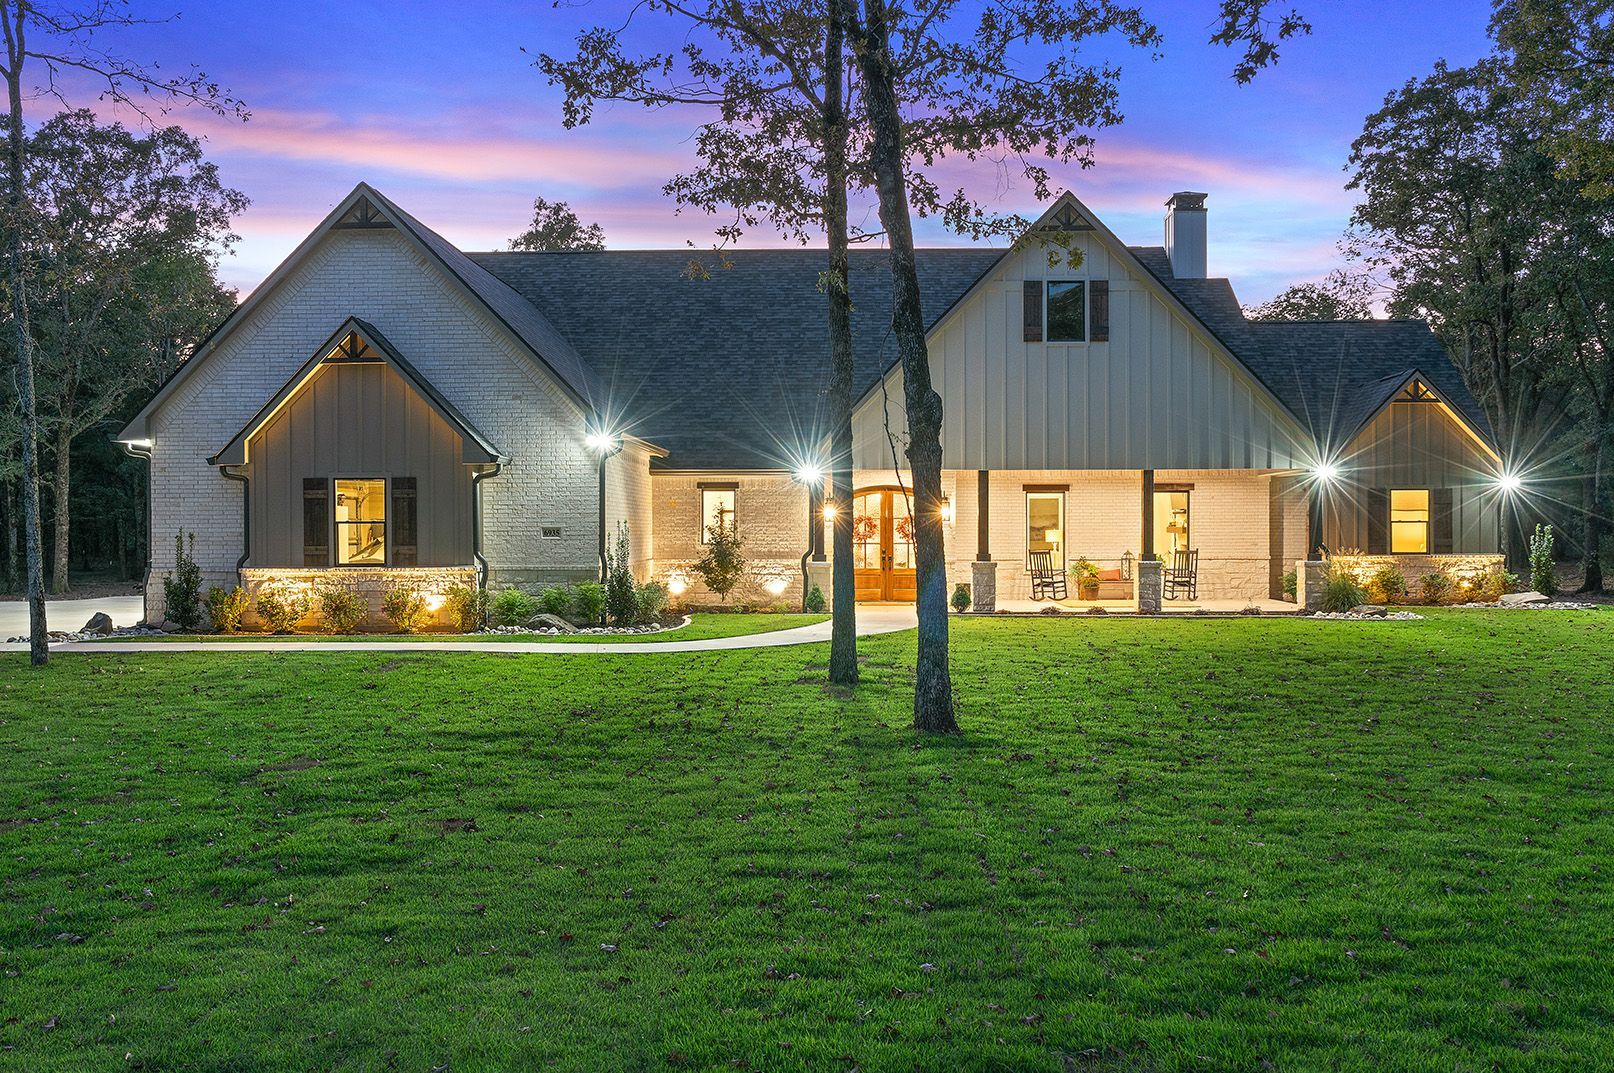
0,595,145,640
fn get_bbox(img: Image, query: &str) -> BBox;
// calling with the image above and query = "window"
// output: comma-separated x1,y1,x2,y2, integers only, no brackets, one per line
700,487,736,544
1026,491,1065,568
1390,489,1430,553
1023,280,1109,343
1153,489,1191,558
1046,281,1087,342
334,478,387,564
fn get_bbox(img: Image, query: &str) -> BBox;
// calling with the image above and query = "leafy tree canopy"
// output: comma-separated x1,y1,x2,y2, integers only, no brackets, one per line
509,196,605,251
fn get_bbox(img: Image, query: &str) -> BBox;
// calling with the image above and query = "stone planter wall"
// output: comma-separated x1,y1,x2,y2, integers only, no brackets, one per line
239,566,478,632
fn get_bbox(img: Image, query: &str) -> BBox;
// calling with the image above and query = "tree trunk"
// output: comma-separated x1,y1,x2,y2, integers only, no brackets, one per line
851,0,956,733
4,44,48,664
823,0,858,685
50,417,71,594
1578,434,1606,593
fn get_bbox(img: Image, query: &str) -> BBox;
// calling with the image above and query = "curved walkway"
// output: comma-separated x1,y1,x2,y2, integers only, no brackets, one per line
8,605,917,655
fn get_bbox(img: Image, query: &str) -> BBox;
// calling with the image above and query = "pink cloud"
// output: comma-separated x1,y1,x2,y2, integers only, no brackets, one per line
180,106,689,188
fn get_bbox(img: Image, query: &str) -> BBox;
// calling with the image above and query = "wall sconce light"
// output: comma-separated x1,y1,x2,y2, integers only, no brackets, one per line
940,496,954,524
822,503,839,522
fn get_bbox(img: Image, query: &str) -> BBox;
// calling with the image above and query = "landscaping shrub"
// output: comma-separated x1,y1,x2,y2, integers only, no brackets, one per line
537,585,573,618
162,531,204,629
318,584,367,634
444,584,490,632
491,587,538,627
1530,523,1556,595
205,585,249,633
693,515,745,601
1469,568,1511,603
1418,569,1455,605
573,581,606,624
381,583,430,633
255,583,312,633
803,583,826,614
1365,565,1407,605
605,523,639,625
635,582,668,624
1281,569,1297,601
1318,570,1367,613
951,583,971,613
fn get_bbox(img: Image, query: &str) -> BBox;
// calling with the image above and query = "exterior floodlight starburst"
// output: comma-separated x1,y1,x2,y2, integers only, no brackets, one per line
586,430,619,454
1496,471,1523,495
794,462,824,486
1311,461,1340,484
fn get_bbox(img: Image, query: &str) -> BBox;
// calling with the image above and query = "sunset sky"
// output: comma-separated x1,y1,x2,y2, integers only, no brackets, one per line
81,1,1494,303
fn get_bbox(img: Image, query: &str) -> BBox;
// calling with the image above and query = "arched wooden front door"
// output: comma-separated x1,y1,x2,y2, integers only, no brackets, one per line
852,487,917,602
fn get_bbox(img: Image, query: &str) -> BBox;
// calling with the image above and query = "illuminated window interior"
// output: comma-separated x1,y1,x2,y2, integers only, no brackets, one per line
1026,492,1065,567
700,487,736,543
1390,489,1430,553
1153,490,1190,558
335,478,386,564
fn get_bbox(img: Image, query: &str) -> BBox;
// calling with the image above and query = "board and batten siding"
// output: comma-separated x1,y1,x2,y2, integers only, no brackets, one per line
1324,399,1500,554
244,361,475,567
851,235,1310,472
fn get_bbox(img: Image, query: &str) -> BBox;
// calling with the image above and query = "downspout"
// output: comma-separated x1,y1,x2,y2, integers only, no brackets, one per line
219,465,251,583
472,462,503,592
120,440,155,620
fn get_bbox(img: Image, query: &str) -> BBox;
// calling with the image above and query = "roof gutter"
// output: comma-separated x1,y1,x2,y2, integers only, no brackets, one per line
219,465,251,584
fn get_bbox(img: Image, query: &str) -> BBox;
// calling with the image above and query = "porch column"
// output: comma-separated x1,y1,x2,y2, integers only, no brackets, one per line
809,483,826,562
971,469,996,612
1141,469,1155,560
975,469,990,561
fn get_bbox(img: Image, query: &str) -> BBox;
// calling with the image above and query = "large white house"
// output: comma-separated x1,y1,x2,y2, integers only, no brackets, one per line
119,183,1506,624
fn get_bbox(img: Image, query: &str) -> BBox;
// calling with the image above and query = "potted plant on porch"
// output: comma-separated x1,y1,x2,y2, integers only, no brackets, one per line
1070,558,1101,601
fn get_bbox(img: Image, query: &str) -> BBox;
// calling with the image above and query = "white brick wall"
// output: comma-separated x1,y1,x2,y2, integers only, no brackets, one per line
144,228,599,619
650,472,810,605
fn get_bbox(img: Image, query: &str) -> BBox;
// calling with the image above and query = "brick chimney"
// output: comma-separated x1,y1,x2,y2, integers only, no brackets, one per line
1164,192,1208,279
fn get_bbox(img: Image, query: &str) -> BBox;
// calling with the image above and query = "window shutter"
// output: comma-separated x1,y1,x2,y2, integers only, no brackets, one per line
1022,280,1043,343
1431,487,1454,553
393,477,418,566
1365,488,1388,555
302,479,329,567
1090,280,1109,342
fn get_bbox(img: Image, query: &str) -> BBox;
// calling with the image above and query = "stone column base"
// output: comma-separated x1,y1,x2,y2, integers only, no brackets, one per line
1136,560,1162,613
971,560,997,613
804,561,834,611
1297,559,1329,612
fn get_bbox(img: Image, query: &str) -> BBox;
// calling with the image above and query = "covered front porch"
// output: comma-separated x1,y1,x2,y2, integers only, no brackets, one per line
816,467,1310,610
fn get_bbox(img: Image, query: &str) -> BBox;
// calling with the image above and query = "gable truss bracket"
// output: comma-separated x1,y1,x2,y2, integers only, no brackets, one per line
333,196,394,230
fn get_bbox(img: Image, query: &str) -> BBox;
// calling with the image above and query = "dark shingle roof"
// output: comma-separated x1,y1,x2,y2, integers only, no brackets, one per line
1129,245,1493,452
469,248,1004,469
466,241,1489,469
375,190,603,405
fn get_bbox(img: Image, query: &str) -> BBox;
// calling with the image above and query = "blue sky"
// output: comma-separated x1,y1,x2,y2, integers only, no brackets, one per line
87,0,1496,302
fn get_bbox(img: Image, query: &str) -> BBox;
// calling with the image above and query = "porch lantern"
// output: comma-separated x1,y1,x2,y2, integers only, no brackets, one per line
1121,550,1135,581
940,496,955,524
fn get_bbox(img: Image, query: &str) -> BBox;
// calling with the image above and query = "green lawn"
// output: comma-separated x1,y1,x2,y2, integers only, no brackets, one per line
2,611,1610,1071
104,612,829,644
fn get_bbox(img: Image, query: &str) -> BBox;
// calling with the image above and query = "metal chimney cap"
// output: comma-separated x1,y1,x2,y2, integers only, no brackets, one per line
1166,192,1208,211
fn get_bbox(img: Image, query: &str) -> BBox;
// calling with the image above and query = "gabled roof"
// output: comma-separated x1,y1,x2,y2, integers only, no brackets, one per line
1129,245,1496,457
469,247,1001,470
210,318,503,467
119,183,597,444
